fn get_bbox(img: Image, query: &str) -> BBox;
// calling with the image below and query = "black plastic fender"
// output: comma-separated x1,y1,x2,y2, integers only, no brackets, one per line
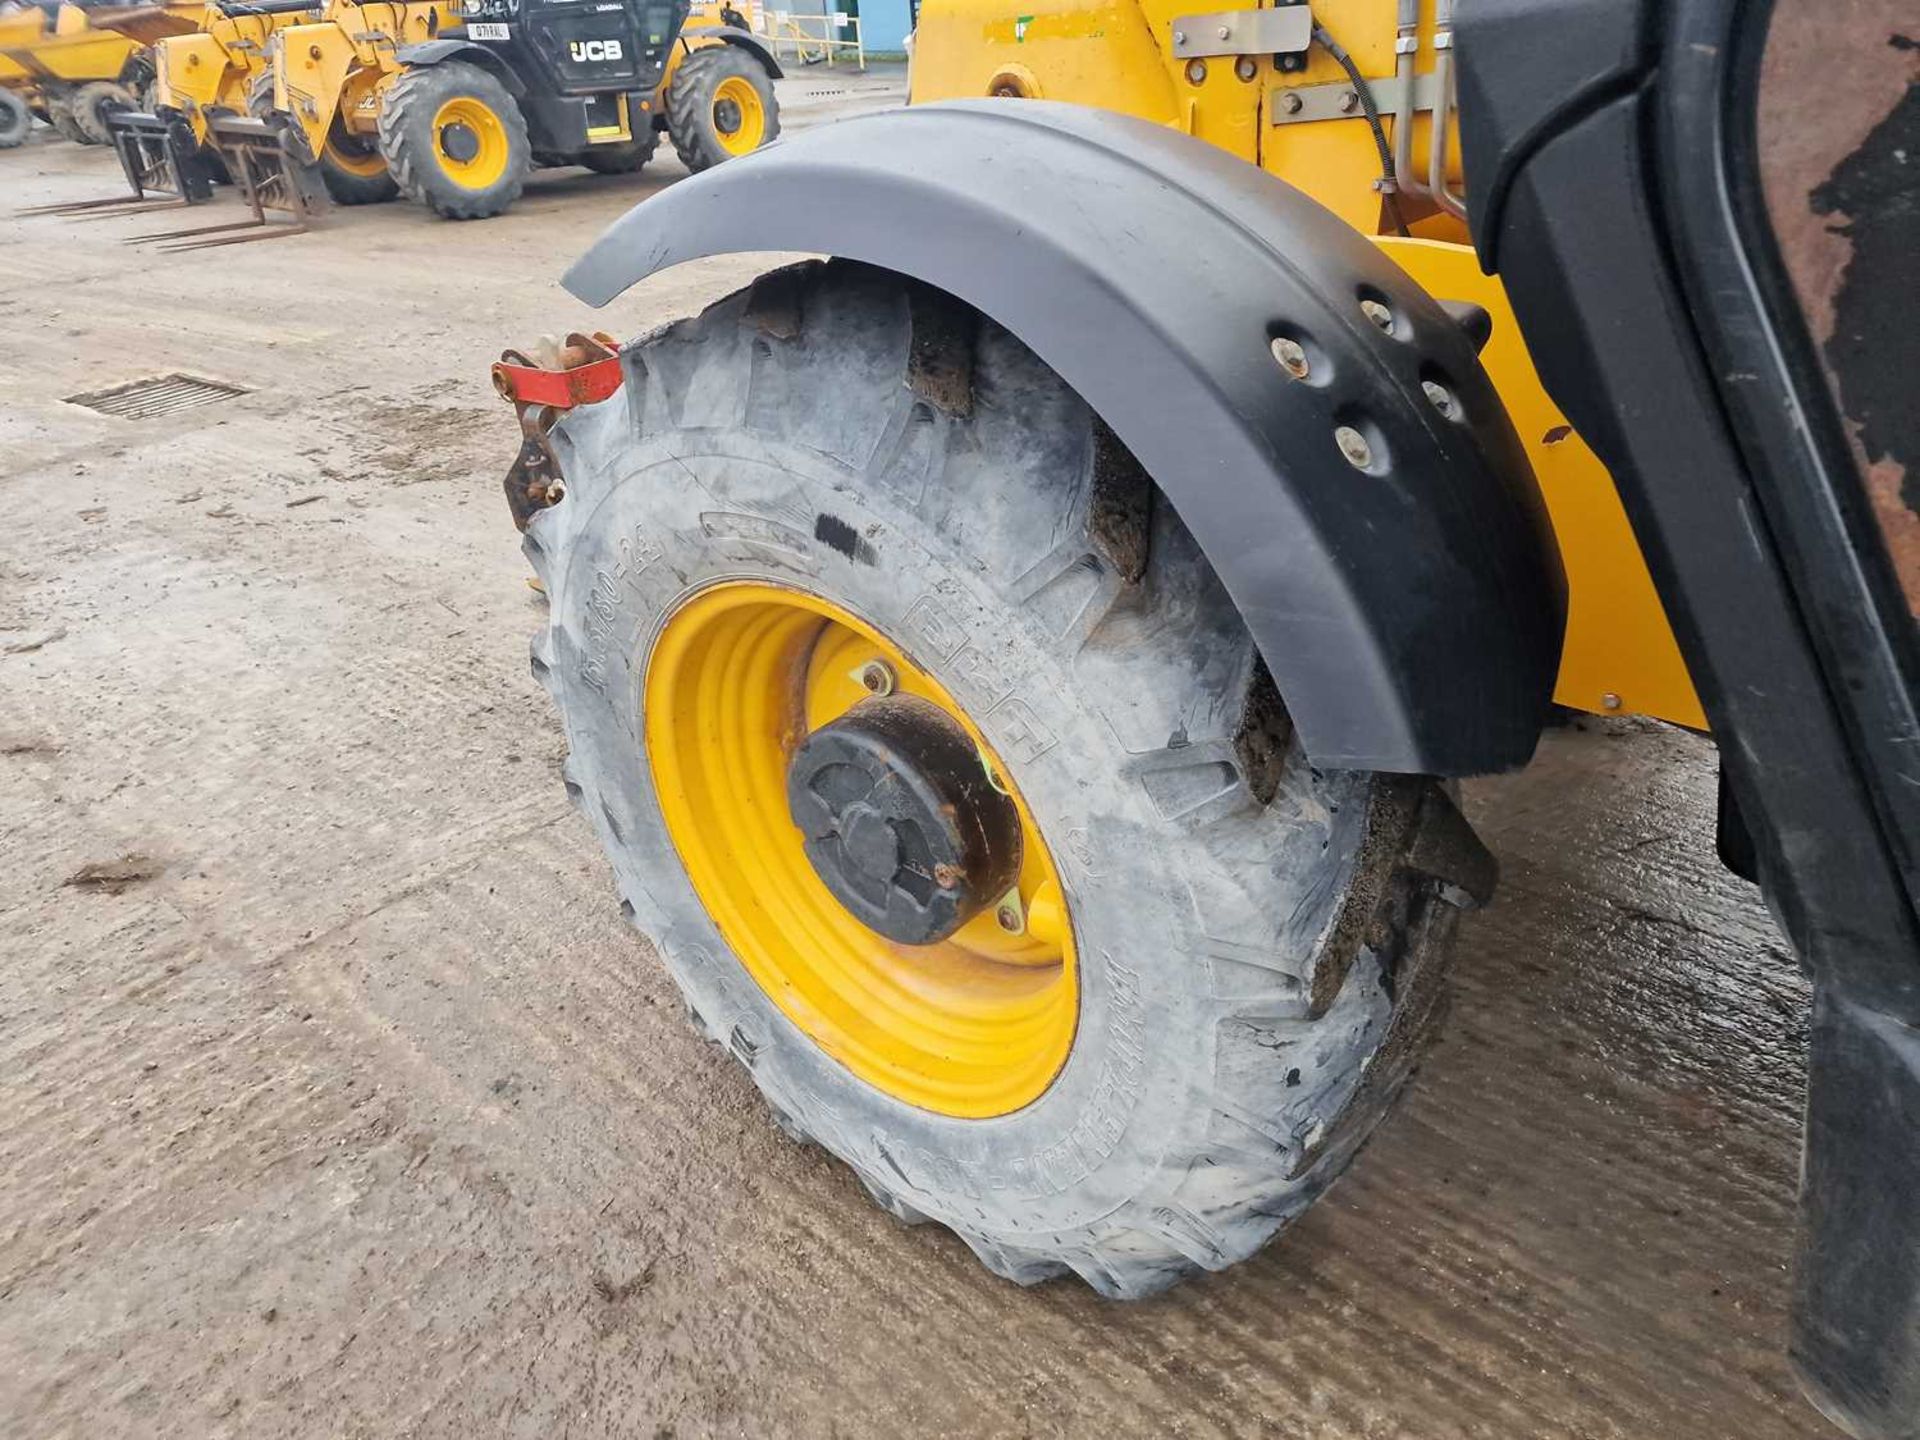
564,101,1565,776
680,26,783,80
393,39,526,95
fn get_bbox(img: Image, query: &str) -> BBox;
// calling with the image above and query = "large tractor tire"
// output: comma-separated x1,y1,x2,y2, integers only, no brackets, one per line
576,130,658,175
68,81,132,145
378,60,529,219
665,43,778,173
0,88,30,149
528,260,1484,1297
247,71,398,206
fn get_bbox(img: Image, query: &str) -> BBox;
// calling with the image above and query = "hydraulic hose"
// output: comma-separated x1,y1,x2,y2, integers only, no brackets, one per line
1312,21,1411,236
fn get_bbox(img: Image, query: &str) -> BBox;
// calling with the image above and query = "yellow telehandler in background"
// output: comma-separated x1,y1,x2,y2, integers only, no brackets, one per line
93,0,782,222
251,0,783,216
94,0,321,218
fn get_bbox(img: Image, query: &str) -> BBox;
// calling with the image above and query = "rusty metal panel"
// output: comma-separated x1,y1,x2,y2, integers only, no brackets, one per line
1756,2,1920,614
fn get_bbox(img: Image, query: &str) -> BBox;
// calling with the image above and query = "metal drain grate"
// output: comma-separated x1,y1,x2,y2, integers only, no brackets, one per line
66,373,249,420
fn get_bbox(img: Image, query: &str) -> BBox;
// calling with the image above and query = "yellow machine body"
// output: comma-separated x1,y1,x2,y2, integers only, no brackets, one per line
147,4,316,143
909,0,1705,728
0,3,142,92
83,1,208,49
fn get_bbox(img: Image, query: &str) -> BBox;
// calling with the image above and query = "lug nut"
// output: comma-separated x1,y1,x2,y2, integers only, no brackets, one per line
1421,379,1457,418
1361,298,1395,332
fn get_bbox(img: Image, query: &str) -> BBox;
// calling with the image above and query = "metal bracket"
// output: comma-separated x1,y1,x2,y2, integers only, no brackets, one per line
1170,7,1312,59
1269,69,1440,125
492,333,624,530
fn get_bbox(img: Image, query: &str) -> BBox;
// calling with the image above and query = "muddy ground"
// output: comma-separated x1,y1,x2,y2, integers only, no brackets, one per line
0,74,1836,1439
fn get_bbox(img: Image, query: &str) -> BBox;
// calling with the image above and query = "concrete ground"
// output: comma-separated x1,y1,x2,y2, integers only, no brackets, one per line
0,73,1836,1439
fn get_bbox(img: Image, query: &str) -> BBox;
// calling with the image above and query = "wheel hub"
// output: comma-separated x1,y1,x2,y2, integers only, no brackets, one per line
645,580,1077,1117
438,121,480,163
786,694,1023,945
712,97,741,135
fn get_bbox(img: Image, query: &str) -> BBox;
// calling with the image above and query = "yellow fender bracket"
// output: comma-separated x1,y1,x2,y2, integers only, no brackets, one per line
1375,237,1705,729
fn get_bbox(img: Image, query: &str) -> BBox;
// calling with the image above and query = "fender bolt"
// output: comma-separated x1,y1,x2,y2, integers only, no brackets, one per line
1270,336,1310,380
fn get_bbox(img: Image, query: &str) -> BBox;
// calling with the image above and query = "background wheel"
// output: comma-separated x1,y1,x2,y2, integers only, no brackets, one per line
248,69,397,205
666,44,778,172
576,129,659,175
68,81,132,145
318,126,401,204
377,61,528,219
529,260,1489,1297
46,94,91,145
0,87,30,149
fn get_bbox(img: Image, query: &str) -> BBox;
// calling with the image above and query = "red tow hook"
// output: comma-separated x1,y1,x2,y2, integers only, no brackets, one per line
491,332,625,532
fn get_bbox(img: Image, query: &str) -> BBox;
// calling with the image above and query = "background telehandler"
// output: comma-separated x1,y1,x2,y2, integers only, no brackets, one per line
251,0,782,215
101,0,780,217
492,0,1915,1435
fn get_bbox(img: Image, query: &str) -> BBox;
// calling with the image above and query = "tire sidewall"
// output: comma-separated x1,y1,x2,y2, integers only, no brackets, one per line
537,421,1317,1243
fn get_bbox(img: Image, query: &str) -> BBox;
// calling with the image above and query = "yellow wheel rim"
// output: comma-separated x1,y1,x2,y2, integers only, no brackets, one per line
324,122,387,178
645,581,1078,1118
430,94,509,188
709,73,766,156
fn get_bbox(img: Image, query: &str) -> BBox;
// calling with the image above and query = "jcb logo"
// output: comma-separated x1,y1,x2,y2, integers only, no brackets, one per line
568,38,622,61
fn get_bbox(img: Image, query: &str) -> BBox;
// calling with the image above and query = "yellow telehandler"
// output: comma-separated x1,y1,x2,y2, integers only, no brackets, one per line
85,0,324,232
250,0,783,217
490,0,1920,1434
